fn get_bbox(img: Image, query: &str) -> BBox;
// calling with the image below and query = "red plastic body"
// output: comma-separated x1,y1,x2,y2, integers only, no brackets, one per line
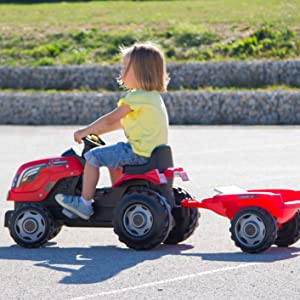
7,155,187,202
181,188,300,225
7,157,84,202
112,167,189,187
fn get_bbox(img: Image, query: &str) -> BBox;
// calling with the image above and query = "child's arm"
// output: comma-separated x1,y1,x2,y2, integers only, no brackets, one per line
74,104,131,143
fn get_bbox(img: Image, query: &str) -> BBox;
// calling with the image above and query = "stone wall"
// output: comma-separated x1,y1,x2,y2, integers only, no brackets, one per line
0,60,299,90
1,60,299,125
1,91,300,125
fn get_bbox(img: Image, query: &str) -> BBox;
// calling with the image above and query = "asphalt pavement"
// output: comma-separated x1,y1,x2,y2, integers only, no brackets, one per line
0,125,299,300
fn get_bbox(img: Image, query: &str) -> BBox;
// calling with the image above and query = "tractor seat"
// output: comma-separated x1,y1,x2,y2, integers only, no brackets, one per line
123,145,174,174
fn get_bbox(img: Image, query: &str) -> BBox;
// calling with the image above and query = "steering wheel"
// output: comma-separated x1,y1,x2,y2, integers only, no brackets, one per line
82,134,106,157
83,134,105,147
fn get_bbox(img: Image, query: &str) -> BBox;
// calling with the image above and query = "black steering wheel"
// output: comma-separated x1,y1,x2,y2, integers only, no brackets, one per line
82,134,106,157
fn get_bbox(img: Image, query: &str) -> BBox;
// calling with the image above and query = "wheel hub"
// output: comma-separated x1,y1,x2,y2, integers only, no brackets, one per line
123,204,153,237
244,222,258,237
15,209,47,242
235,214,266,246
23,218,38,234
132,213,146,227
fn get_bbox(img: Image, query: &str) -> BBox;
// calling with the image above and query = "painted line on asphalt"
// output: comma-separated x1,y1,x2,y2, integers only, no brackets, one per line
71,262,259,300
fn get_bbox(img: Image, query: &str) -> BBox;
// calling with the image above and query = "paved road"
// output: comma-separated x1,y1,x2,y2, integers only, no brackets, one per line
0,126,300,300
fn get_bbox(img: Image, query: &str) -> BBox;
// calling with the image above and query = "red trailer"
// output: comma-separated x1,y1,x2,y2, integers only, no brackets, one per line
182,186,300,253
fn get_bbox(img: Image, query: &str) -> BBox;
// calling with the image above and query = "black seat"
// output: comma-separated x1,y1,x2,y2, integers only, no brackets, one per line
123,145,174,174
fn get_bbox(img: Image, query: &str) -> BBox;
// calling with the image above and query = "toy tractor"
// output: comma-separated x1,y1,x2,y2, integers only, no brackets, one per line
5,135,199,250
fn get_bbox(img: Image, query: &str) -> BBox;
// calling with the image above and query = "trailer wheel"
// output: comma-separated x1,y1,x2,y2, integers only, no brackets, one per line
113,190,172,250
275,210,300,247
164,187,200,244
230,207,277,253
8,203,54,248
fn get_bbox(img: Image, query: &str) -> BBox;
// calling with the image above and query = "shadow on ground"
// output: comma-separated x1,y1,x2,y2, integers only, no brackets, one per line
0,243,299,284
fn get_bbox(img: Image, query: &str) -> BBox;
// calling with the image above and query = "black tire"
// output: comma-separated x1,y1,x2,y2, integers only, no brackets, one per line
164,187,200,244
49,222,63,241
8,203,54,248
230,207,277,253
113,190,172,250
275,210,300,247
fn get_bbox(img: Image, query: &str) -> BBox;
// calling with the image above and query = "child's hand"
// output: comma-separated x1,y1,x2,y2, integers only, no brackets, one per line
74,129,86,144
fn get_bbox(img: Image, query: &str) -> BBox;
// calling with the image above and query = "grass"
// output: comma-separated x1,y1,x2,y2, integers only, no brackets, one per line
0,1,299,30
0,0,299,65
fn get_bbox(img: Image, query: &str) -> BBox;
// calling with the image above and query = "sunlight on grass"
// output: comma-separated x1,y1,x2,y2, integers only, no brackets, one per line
0,0,299,32
0,0,299,65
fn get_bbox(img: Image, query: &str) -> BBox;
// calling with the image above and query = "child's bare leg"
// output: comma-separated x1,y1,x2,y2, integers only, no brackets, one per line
82,162,99,200
109,167,123,184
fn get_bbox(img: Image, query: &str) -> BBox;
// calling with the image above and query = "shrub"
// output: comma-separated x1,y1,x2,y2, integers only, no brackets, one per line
210,27,299,60
170,25,218,47
32,57,55,66
0,25,299,65
31,42,69,58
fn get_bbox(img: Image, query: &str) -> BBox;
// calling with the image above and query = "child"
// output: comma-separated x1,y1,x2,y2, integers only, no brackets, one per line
55,42,170,220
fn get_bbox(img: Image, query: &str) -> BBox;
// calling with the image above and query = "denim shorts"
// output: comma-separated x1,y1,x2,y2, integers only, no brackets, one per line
84,142,149,169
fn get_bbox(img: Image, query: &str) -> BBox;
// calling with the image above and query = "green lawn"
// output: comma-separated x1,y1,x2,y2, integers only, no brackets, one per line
1,1,299,30
0,0,299,65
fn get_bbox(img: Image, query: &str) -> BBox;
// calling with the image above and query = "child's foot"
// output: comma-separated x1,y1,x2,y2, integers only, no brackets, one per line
55,194,94,220
62,208,79,219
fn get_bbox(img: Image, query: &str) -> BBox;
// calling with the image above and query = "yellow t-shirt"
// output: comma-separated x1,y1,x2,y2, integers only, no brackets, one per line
118,90,169,157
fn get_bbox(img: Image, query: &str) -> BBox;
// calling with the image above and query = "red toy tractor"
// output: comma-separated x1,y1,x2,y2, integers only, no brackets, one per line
182,186,300,253
5,135,199,250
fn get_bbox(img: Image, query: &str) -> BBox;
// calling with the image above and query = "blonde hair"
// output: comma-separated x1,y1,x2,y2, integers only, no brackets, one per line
119,42,169,92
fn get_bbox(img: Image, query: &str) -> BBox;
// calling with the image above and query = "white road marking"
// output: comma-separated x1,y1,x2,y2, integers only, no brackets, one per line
71,263,259,300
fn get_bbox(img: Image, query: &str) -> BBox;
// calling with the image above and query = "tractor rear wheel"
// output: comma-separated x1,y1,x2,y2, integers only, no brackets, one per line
113,190,172,250
164,187,199,244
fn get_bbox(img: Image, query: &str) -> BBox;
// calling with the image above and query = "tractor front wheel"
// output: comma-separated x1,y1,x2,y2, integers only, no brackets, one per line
8,203,54,248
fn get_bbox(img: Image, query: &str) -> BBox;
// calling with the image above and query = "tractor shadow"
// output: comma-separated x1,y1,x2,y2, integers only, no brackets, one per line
0,243,299,285
0,243,192,284
183,246,300,263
